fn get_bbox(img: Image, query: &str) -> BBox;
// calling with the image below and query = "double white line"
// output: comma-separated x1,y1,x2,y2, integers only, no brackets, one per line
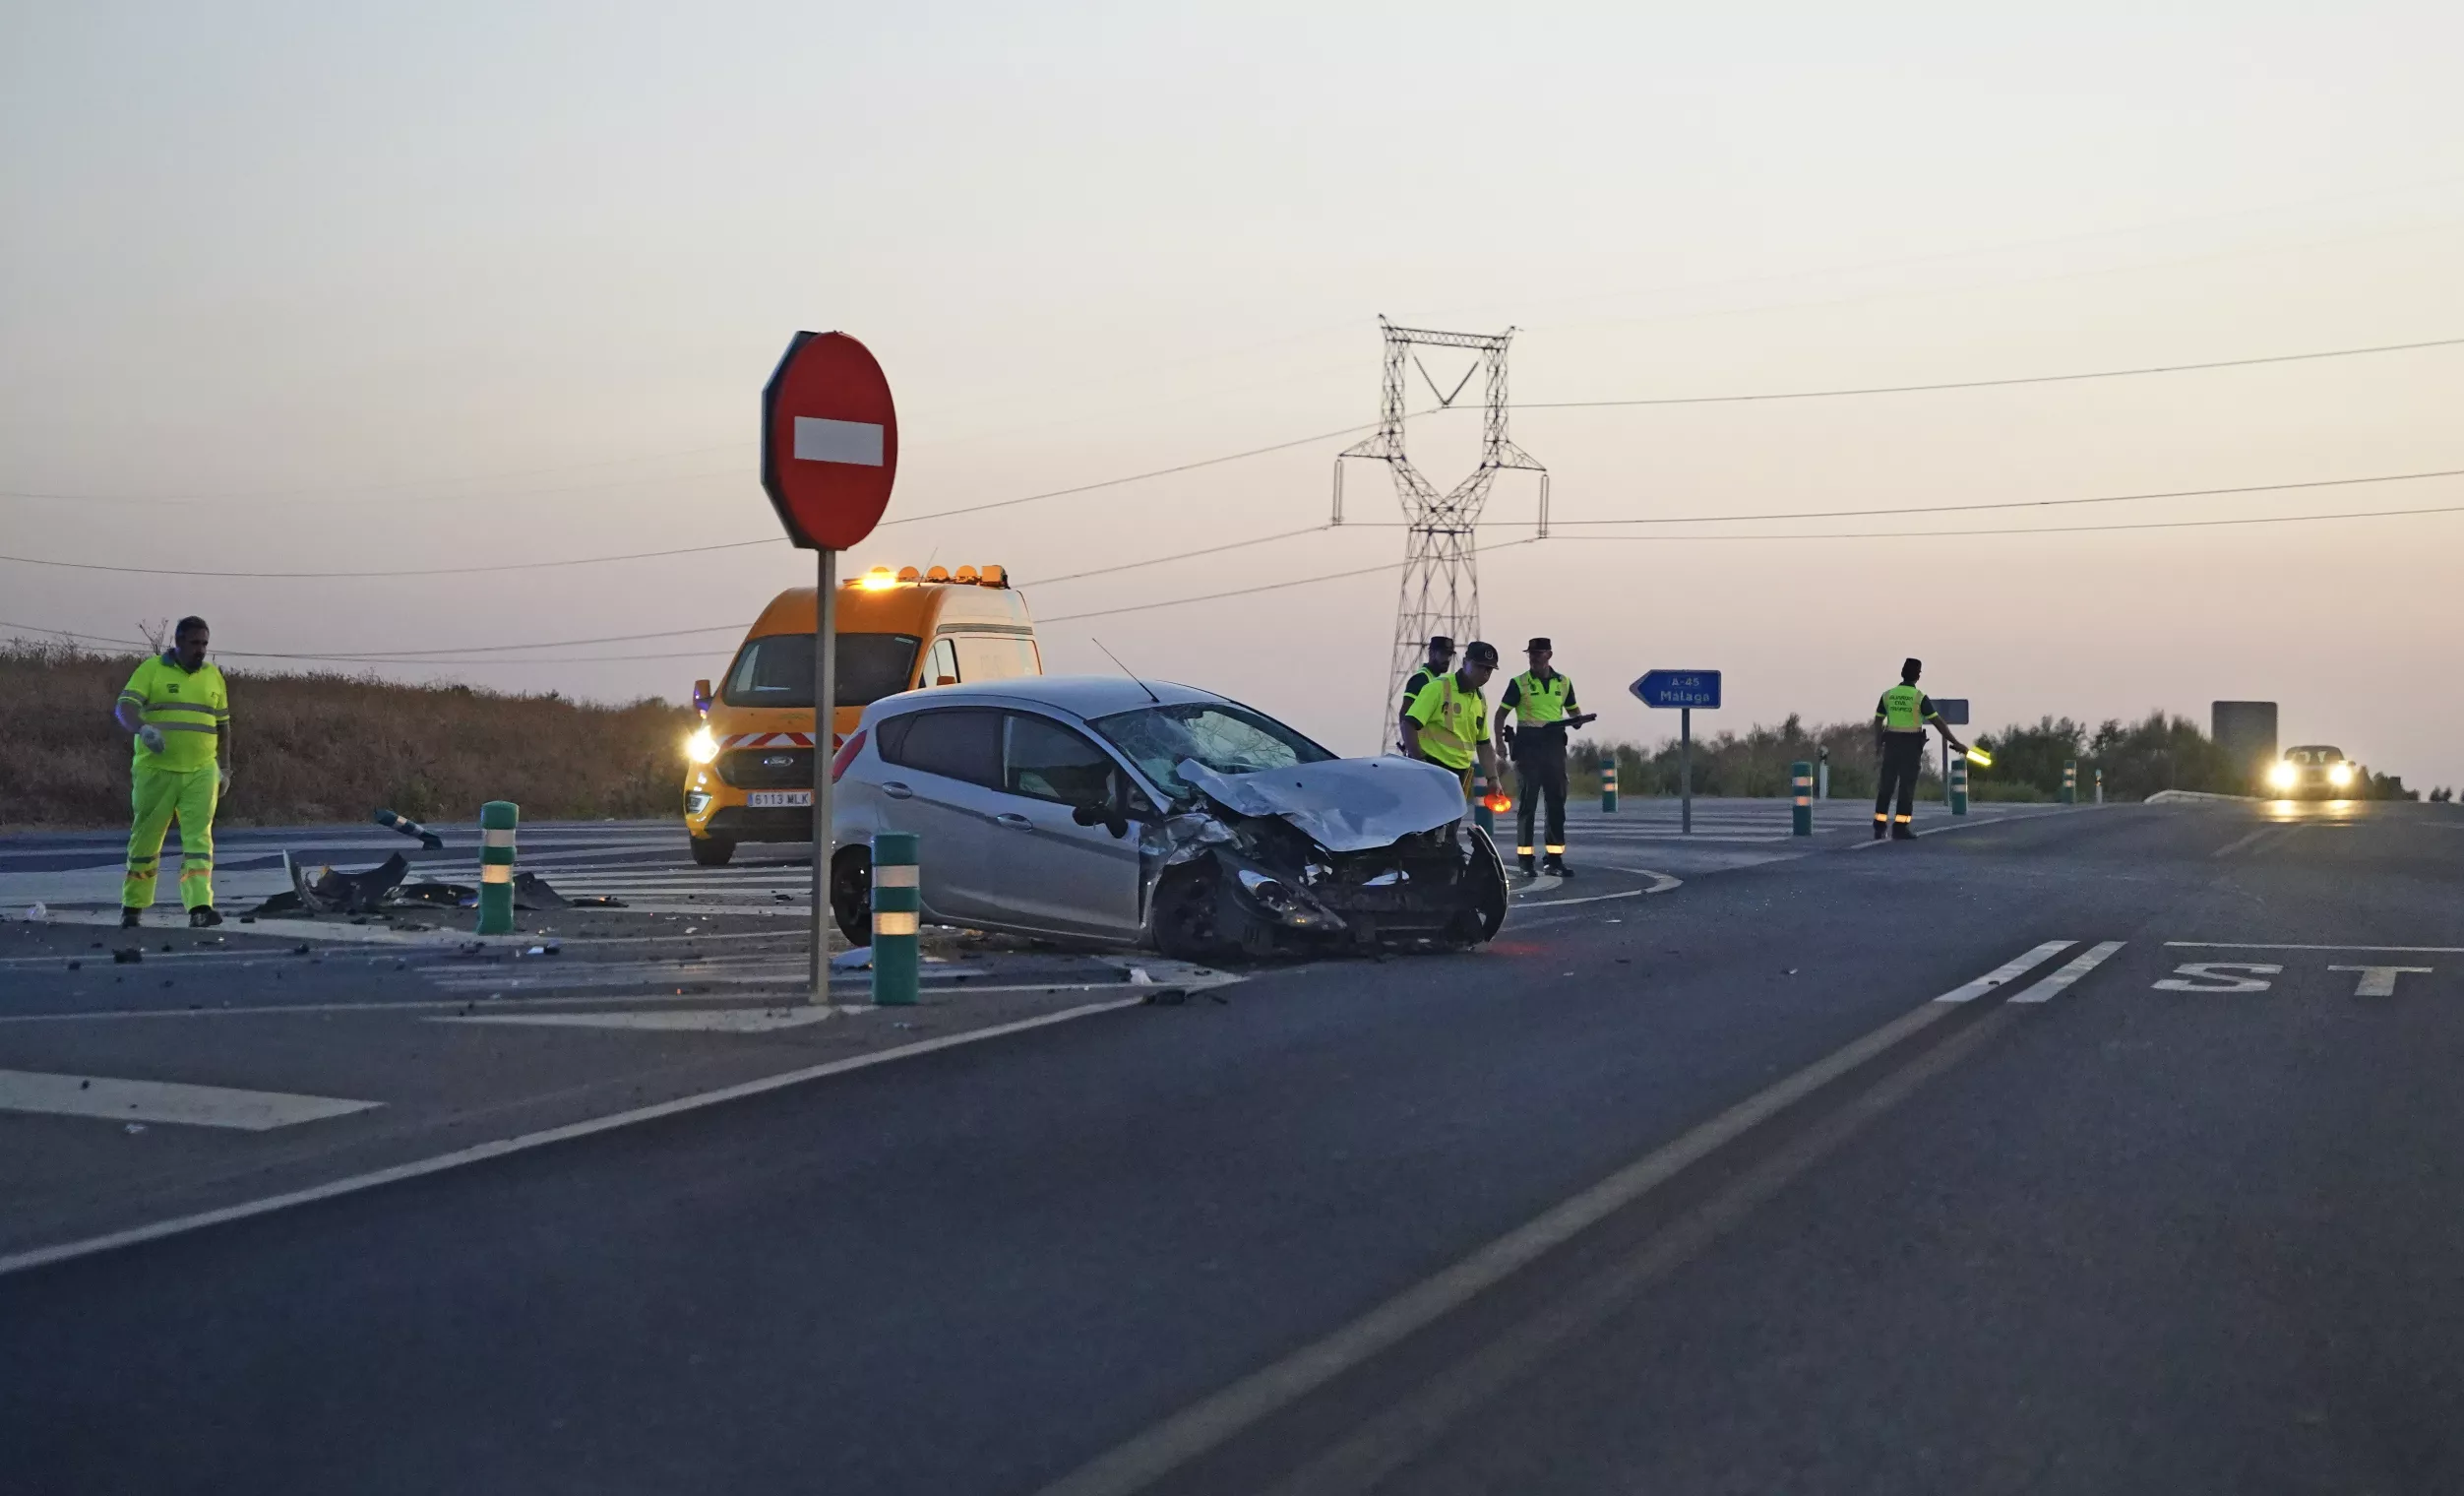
1037,936,2127,1496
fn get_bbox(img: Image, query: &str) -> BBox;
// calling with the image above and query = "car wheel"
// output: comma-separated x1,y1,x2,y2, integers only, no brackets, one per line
1454,826,1509,945
831,845,873,946
690,836,735,867
1152,862,1236,963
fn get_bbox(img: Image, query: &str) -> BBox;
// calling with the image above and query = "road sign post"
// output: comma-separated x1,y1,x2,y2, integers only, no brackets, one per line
761,331,898,1005
1933,699,1970,808
1631,670,1720,837
1817,745,1829,800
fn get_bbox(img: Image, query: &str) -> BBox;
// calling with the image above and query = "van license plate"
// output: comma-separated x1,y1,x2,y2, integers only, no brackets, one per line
748,790,813,808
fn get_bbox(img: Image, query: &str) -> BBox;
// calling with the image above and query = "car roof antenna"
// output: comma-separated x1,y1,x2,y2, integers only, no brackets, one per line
1089,638,1160,704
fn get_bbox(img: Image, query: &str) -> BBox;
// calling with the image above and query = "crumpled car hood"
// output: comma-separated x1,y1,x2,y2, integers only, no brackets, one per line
1175,756,1466,853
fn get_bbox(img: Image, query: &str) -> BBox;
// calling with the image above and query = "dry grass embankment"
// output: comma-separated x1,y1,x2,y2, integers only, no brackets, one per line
1,643,695,830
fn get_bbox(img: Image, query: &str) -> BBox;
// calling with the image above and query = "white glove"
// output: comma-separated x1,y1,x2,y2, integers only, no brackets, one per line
138,725,165,754
217,765,231,793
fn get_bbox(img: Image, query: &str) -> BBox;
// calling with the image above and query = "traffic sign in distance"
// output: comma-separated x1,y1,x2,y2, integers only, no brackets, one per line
1933,697,1971,725
761,331,898,551
1632,670,1721,710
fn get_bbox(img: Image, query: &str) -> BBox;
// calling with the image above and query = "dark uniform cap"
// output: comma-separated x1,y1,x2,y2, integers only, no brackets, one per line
1526,638,1551,653
1427,635,1455,654
1463,641,1501,666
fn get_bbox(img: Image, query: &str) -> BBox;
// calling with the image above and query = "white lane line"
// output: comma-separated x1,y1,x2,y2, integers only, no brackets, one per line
1932,941,2074,1003
2210,826,2283,858
2165,942,2464,953
2007,941,2125,1004
1518,870,1685,907
0,1070,378,1131
436,1007,841,1032
0,996,1149,1278
1030,981,1994,1496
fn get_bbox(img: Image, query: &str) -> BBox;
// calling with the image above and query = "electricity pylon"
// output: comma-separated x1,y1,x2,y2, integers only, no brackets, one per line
1332,317,1549,744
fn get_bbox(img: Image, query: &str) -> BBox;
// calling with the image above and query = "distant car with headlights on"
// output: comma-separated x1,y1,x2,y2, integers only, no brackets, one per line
2267,744,2359,799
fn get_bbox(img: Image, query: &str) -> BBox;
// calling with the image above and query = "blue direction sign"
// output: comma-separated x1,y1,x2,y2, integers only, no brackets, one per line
1631,669,1722,710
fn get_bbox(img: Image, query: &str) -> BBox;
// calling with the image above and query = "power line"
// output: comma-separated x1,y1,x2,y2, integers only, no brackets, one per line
0,452,743,507
1511,335,2464,410
1530,466,2464,528
0,538,783,580
1039,538,1543,626
1018,525,1332,587
1560,500,2464,542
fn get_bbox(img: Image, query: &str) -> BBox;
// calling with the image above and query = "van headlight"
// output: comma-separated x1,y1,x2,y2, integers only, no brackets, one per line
685,726,720,765
2267,762,2298,791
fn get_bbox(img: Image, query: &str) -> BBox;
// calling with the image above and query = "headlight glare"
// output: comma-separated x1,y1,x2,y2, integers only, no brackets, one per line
685,726,720,765
2328,763,2355,787
2267,763,2298,790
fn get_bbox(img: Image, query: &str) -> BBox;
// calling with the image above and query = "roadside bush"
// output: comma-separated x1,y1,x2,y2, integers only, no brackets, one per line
1,640,697,830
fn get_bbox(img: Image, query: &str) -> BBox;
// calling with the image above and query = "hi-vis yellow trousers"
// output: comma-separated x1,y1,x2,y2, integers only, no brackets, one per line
124,761,217,910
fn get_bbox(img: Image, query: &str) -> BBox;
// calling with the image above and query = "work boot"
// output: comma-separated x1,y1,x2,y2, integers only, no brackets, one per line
1517,856,1537,878
119,906,141,929
1871,823,1887,842
188,905,223,928
1890,827,1917,842
1542,859,1572,878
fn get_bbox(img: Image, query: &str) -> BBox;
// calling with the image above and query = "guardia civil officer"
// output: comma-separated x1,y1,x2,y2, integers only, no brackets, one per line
1494,637,1595,876
1396,635,1455,752
1401,640,1499,798
1873,657,1966,841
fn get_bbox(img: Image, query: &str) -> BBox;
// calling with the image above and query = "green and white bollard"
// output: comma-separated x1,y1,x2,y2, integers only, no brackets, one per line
1791,760,1814,837
1471,771,1497,837
2062,760,2078,805
2095,768,2105,805
1950,756,1969,816
476,800,517,935
870,832,919,1006
1601,762,1619,813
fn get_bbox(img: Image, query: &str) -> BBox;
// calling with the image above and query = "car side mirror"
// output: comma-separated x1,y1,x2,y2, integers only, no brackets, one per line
1071,779,1133,838
692,678,712,714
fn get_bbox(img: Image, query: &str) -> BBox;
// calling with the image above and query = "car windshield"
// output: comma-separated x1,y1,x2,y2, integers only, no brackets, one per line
1089,701,1336,799
722,633,921,709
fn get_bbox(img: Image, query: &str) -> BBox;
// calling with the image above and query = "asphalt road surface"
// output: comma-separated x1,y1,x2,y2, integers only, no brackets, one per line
4,794,2458,1494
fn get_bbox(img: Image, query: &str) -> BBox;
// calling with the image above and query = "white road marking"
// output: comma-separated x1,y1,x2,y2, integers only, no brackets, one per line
2007,940,2125,1004
436,1007,841,1032
2153,962,2281,992
1931,941,2074,1003
1516,871,1684,907
2330,964,2433,997
2210,826,2285,857
2166,942,2464,953
1029,972,2007,1496
0,996,1148,1278
0,1069,377,1131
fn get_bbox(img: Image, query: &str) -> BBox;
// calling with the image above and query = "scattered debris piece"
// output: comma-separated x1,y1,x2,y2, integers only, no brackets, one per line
373,807,446,850
112,949,142,965
24,902,46,921
831,947,874,971
124,1123,147,1135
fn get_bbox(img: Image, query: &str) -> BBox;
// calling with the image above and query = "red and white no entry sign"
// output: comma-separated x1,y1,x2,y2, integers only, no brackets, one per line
760,331,898,551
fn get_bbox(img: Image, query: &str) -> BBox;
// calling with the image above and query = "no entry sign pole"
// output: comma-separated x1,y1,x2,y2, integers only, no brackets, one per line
812,547,837,1002
761,331,898,1006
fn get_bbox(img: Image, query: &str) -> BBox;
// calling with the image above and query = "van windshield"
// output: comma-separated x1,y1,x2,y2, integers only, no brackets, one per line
723,634,921,709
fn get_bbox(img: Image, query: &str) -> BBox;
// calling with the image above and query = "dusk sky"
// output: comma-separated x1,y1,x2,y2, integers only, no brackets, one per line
6,2,2461,780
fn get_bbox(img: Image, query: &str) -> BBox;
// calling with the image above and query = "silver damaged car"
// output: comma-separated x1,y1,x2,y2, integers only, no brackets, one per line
827,677,1509,958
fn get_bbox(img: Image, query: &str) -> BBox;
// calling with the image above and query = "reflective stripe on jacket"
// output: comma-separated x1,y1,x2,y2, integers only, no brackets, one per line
1406,671,1489,772
1509,670,1574,725
121,654,229,771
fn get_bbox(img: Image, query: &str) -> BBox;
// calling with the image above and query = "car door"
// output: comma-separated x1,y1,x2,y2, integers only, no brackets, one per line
986,711,1147,942
869,707,1007,923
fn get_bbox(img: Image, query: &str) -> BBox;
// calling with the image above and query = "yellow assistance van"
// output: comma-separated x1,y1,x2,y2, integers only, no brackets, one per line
681,563,1041,864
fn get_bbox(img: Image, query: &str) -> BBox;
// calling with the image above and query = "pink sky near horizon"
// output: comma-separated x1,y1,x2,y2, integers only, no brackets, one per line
6,2,2462,785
